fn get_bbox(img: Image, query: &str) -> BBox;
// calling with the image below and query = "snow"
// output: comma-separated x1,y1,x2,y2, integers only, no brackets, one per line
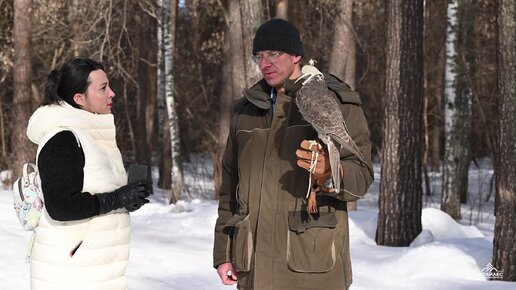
1,160,514,289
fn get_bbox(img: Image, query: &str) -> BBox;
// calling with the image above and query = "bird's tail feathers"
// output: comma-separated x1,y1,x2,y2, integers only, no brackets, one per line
336,134,368,165
329,141,341,193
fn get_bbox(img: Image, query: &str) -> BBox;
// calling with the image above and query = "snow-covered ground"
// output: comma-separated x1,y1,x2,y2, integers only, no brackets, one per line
0,160,514,289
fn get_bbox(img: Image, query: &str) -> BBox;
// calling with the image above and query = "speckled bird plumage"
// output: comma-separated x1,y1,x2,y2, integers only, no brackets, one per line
296,62,367,193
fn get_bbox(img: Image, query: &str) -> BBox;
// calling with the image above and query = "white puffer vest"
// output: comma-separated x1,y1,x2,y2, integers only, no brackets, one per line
26,103,129,290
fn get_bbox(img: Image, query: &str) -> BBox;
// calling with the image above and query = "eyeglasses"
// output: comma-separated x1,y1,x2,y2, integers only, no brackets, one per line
252,51,284,65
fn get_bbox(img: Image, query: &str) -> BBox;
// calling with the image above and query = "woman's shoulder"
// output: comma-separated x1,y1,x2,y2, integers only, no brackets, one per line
38,130,84,166
40,130,82,154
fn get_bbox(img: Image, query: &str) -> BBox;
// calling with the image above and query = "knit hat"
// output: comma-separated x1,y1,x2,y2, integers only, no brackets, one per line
253,18,304,56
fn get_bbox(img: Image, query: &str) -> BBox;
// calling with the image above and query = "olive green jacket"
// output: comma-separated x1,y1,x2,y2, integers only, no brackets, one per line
213,74,374,290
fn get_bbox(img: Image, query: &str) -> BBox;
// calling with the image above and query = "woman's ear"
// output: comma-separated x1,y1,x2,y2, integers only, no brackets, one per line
73,93,85,108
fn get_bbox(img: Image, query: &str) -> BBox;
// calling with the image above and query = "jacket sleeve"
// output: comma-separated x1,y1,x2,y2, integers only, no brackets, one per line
213,113,239,268
38,130,101,221
321,102,374,202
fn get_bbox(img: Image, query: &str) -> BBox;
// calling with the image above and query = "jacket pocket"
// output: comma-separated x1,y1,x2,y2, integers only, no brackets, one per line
287,211,338,273
226,213,253,272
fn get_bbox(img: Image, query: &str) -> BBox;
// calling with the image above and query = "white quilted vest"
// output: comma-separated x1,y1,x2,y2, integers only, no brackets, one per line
26,102,129,290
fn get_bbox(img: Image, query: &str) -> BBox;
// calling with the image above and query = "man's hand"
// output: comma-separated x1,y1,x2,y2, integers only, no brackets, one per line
296,140,332,186
217,262,238,285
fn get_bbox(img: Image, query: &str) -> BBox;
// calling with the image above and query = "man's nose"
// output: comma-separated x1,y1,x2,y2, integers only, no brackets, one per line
259,58,272,69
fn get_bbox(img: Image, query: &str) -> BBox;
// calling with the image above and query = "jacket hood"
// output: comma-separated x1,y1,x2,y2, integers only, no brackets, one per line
27,102,116,145
243,79,272,109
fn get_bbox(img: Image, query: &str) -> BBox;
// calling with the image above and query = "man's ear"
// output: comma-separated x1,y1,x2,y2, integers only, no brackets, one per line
293,55,302,64
73,93,85,107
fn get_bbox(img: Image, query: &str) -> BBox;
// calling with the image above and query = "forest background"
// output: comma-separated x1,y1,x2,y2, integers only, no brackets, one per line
0,0,514,281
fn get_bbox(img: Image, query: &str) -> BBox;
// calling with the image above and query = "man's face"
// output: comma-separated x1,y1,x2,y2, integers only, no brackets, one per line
254,50,302,89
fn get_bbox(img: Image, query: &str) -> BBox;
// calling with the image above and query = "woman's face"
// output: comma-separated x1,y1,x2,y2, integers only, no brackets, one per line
74,69,115,114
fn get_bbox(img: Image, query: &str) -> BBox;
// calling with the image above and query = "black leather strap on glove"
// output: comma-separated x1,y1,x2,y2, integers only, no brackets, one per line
97,181,150,214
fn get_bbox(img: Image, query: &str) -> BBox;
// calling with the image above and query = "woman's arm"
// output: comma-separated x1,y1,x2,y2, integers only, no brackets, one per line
38,130,100,221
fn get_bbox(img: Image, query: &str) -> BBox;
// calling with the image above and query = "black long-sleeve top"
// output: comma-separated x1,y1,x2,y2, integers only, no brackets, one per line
37,131,101,221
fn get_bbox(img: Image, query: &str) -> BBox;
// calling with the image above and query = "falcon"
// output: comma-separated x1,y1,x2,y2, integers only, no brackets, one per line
295,61,367,204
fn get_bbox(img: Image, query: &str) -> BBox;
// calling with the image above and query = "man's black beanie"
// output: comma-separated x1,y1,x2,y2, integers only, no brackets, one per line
253,18,304,56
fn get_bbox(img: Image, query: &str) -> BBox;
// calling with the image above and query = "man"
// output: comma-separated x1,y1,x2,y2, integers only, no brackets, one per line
213,18,374,290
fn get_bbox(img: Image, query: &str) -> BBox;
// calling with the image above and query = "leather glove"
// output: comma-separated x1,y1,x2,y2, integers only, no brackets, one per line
97,181,150,214
126,203,144,212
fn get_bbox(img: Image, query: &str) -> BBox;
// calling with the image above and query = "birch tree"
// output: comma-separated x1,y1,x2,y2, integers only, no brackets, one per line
441,0,474,220
11,0,34,178
492,0,516,280
159,0,183,203
376,0,424,247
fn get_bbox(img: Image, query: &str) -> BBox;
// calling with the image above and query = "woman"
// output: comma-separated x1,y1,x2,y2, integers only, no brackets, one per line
26,57,150,290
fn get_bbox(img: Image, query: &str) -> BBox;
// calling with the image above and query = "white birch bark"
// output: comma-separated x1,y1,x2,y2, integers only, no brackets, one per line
442,0,460,219
163,0,183,203
442,0,473,220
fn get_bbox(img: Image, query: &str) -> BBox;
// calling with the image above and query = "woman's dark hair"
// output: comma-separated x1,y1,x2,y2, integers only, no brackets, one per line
43,57,104,108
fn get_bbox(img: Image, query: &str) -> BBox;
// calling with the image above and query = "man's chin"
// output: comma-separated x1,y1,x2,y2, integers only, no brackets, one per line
264,78,282,89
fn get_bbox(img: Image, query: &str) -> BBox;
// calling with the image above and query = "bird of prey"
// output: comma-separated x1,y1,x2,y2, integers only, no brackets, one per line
295,61,367,209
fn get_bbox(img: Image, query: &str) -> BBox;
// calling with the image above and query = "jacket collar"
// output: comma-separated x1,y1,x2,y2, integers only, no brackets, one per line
243,79,273,110
241,71,363,110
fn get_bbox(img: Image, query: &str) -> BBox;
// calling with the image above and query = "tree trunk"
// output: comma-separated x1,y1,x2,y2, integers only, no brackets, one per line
376,0,423,247
423,0,447,175
492,0,516,281
136,6,157,187
328,0,358,211
275,0,288,19
146,14,158,163
215,0,262,198
240,0,262,87
214,0,244,198
157,0,171,190
329,0,356,89
229,0,246,98
166,0,183,204
441,0,474,220
158,0,183,203
135,6,151,167
11,0,34,179
67,0,79,57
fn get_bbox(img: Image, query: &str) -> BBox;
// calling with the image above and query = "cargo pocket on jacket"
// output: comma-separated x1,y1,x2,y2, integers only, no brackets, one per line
226,213,253,272
287,211,338,273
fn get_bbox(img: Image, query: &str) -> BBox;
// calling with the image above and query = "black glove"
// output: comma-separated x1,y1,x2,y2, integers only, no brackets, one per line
97,181,150,214
126,203,144,212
